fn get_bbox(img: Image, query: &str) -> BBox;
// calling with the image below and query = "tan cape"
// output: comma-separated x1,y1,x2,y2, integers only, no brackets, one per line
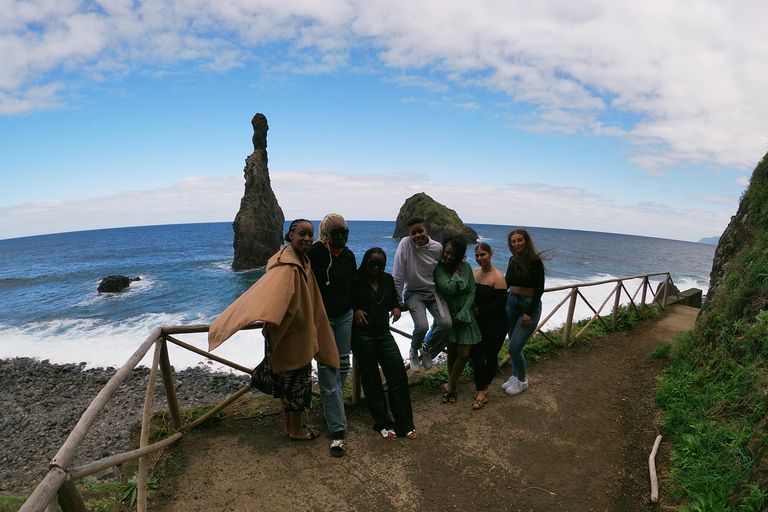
208,244,340,373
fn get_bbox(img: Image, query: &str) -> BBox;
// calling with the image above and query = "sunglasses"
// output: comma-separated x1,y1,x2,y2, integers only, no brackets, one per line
329,228,349,238
367,260,385,269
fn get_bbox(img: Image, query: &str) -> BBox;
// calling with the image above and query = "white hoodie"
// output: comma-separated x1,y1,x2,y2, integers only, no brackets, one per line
392,236,444,301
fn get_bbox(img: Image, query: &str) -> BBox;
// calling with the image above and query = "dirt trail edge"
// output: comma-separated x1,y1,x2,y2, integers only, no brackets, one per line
153,304,697,512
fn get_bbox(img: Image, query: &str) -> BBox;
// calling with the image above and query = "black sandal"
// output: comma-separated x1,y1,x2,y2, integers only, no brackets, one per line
290,428,319,441
442,385,457,404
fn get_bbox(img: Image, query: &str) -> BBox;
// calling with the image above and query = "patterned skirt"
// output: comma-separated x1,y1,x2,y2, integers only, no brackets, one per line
250,331,312,413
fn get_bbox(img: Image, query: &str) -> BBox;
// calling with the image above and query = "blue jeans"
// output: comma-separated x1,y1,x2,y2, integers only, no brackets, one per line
506,294,541,382
405,290,452,353
317,308,353,434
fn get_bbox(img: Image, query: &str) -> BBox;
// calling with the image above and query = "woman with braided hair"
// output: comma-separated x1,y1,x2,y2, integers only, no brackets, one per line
208,219,339,442
306,213,357,457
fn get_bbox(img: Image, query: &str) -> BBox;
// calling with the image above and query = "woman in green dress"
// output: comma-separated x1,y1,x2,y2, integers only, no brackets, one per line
433,237,481,404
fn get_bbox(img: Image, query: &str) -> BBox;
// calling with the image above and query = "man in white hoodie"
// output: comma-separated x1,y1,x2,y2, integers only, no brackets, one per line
393,217,452,373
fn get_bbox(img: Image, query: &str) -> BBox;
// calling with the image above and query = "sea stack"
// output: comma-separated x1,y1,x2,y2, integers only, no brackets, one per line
231,114,285,271
393,192,478,243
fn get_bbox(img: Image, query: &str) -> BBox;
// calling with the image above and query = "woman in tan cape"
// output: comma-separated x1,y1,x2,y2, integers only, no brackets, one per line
208,219,340,441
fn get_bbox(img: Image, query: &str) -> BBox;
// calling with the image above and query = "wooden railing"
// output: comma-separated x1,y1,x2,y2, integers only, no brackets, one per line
20,272,677,512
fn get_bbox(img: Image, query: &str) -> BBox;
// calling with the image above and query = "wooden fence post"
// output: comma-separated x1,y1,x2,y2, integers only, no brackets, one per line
561,289,578,347
159,339,183,431
57,475,87,512
611,281,622,328
640,276,649,314
662,274,670,307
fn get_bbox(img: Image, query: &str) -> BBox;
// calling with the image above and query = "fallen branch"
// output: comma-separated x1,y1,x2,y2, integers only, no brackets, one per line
649,434,662,502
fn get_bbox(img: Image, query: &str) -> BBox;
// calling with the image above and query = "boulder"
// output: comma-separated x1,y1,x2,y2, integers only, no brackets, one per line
97,275,140,293
232,113,285,271
393,192,478,244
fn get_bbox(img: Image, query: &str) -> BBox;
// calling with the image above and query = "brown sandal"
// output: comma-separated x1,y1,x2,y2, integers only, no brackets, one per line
472,396,488,410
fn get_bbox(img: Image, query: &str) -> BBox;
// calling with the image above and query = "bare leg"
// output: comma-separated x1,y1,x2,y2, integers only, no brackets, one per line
446,344,470,393
286,411,316,439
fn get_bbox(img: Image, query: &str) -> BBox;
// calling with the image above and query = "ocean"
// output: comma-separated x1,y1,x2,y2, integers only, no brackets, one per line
0,221,716,371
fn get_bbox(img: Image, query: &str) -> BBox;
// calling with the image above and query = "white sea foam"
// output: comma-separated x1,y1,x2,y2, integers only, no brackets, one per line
0,313,263,373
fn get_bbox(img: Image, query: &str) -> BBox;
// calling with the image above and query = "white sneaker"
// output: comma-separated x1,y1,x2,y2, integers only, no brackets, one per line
505,379,529,396
421,350,433,370
409,349,421,373
501,376,519,391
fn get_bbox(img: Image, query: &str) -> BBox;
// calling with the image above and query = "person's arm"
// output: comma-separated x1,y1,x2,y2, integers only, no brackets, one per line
392,239,407,304
525,259,545,317
350,275,369,325
453,263,476,324
433,263,469,297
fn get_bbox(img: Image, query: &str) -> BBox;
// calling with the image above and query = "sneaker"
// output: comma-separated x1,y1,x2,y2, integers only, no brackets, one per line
501,376,519,391
505,379,529,396
409,349,421,373
421,350,433,370
329,438,346,457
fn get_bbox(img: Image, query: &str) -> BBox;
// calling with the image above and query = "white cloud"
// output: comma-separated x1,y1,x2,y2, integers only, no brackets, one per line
2,0,768,173
695,195,739,206
0,170,729,241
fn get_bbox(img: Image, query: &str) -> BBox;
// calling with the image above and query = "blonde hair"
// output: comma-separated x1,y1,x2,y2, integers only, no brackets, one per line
318,213,346,243
318,213,347,285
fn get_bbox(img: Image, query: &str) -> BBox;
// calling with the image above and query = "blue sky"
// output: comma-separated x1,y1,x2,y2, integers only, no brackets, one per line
1,0,766,241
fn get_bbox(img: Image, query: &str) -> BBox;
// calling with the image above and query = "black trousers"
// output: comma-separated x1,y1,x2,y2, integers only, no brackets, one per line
352,330,414,435
470,319,508,391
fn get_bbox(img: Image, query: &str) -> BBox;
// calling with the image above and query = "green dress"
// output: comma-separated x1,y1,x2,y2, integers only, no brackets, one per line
433,261,482,345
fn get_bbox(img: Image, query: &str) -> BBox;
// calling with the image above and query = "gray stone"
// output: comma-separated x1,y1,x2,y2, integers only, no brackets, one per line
232,113,285,271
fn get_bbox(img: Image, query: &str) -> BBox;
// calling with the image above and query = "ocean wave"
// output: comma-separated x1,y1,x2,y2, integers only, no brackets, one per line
0,312,262,372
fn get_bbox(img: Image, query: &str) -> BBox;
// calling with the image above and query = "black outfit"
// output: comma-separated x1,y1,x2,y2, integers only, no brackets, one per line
351,271,414,435
470,283,509,391
504,257,545,316
306,241,357,318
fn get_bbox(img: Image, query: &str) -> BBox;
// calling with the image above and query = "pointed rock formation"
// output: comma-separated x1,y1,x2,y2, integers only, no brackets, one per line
232,114,285,271
393,192,478,243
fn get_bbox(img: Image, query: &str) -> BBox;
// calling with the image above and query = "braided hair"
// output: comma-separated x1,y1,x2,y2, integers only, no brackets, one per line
284,219,312,242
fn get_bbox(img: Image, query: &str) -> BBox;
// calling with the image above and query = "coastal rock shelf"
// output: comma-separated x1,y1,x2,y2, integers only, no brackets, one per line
0,358,249,492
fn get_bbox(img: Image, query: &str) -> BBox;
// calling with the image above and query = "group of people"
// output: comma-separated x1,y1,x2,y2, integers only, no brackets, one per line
207,214,547,456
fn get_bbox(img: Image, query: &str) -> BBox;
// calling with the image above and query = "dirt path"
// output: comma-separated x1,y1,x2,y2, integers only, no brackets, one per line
151,305,697,512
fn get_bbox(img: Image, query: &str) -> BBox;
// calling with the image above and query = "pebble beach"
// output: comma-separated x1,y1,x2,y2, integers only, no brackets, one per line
0,358,250,493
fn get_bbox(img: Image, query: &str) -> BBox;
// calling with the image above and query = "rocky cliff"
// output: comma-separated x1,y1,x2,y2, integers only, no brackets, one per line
231,114,285,271
392,193,478,244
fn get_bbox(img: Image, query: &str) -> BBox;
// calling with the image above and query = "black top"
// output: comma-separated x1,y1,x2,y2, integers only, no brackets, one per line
475,283,508,320
505,257,545,316
306,241,357,318
351,271,400,335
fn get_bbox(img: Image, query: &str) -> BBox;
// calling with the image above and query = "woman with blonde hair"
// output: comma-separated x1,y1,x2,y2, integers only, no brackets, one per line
306,213,356,457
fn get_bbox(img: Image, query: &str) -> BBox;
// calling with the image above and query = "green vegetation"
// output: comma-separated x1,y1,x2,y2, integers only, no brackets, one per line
655,152,768,511
120,473,159,507
0,495,26,512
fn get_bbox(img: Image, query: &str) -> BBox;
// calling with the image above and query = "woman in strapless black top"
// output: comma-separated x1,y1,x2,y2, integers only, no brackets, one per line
470,243,508,410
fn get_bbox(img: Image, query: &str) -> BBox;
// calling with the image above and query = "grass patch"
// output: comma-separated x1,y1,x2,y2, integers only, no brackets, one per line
0,495,26,512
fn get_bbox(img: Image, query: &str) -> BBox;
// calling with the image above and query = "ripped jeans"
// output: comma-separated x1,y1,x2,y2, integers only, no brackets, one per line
317,308,352,434
506,294,541,382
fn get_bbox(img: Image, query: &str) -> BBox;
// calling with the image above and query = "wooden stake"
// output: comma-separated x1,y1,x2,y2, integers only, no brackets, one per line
649,434,662,502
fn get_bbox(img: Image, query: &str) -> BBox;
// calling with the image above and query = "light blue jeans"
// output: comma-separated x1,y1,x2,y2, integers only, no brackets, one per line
317,308,353,434
506,294,541,382
405,290,452,354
